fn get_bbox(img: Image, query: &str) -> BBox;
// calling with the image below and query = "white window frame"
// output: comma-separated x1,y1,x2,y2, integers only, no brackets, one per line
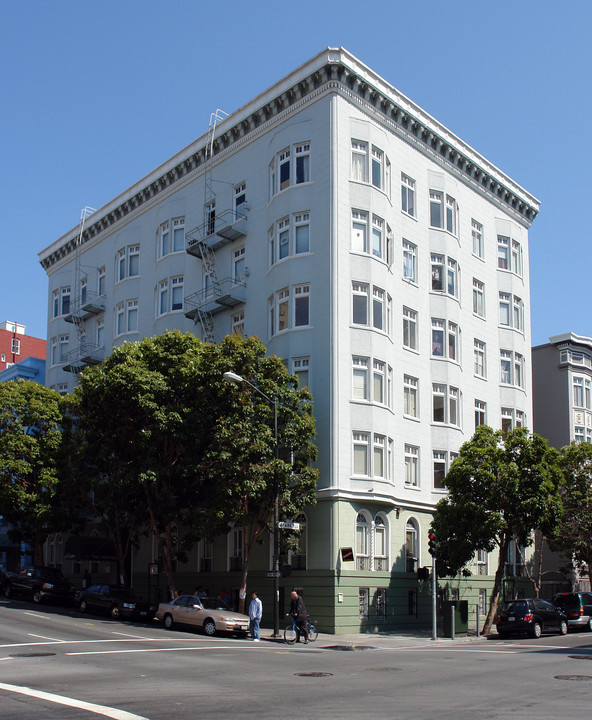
353,432,370,476
474,339,486,378
402,240,417,283
294,284,310,327
405,445,419,487
404,375,419,418
472,219,484,258
432,384,461,427
473,279,485,318
292,357,310,388
97,267,106,297
403,307,418,351
352,283,369,326
351,140,369,182
351,210,368,253
429,190,444,228
475,399,487,427
401,174,415,217
353,357,369,401
232,311,245,337
433,451,447,490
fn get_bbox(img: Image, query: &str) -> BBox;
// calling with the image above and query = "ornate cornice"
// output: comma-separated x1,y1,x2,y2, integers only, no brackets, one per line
39,47,539,271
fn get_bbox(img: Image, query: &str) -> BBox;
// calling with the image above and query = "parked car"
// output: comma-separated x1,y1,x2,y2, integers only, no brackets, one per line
77,584,156,620
156,595,250,636
1,566,75,605
496,598,568,638
552,592,592,631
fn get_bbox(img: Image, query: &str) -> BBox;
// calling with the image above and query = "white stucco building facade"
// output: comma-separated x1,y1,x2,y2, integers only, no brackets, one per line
39,48,538,632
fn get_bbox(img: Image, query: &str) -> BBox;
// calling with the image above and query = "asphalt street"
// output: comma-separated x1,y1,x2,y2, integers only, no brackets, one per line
1,596,592,720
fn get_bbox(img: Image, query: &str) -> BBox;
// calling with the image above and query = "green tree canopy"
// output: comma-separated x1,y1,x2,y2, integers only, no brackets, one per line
549,442,592,581
431,425,563,635
0,380,66,562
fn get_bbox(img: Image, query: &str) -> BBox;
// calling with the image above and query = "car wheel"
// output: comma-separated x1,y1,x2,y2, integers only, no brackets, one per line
32,590,42,604
110,605,121,619
163,614,174,630
530,622,542,639
80,599,87,613
203,618,217,636
587,617,592,632
4,584,13,599
559,620,568,636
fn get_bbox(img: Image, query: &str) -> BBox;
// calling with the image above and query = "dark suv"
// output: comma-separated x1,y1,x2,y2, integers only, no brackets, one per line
552,592,592,632
496,598,568,638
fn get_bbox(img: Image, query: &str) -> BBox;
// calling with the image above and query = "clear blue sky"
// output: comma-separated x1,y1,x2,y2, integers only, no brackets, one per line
1,0,589,345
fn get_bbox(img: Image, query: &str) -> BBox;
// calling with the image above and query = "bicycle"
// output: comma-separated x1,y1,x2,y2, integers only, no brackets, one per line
284,616,318,644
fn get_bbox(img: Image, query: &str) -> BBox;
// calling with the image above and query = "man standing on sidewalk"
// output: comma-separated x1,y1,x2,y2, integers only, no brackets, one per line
249,591,262,642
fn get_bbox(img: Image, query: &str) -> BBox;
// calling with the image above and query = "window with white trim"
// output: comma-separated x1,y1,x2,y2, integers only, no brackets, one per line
206,199,216,236
270,212,310,264
498,235,522,276
50,335,69,366
573,377,585,407
373,287,385,331
575,426,586,443
429,190,443,228
232,311,245,337
351,140,368,182
294,213,310,254
474,339,486,378
157,277,183,316
371,215,384,259
11,338,20,355
97,267,106,297
472,219,484,258
234,182,246,214
499,293,523,330
477,550,488,576
500,350,524,388
351,210,368,253
269,284,310,335
374,518,388,572
431,254,459,298
353,357,369,400
475,399,487,428
233,247,245,283
294,284,310,327
433,451,447,490
473,279,485,318
405,445,419,486
353,431,392,478
115,300,138,336
431,319,459,361
404,375,419,418
446,195,457,235
401,174,415,217
516,410,526,427
353,432,369,476
403,307,418,350
405,519,418,572
96,319,104,348
117,245,140,281
432,384,461,426
403,240,417,283
352,283,369,325
292,357,309,388
80,277,87,305
52,286,71,318
270,143,311,196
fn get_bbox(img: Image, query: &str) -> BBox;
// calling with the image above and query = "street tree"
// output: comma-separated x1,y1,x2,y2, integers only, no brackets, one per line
549,442,592,583
69,330,210,592
0,380,66,563
431,425,563,635
197,334,318,613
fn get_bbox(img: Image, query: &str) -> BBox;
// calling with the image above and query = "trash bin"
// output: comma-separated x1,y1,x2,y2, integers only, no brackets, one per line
442,600,469,637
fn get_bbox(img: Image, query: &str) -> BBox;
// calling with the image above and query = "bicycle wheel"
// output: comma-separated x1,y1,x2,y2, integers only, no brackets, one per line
307,622,318,642
284,624,297,644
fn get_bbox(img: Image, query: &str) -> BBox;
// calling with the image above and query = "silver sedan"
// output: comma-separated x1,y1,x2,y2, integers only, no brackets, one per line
156,595,250,636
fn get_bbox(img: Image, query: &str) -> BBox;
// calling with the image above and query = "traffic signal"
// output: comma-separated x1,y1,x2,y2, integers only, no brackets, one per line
428,532,438,557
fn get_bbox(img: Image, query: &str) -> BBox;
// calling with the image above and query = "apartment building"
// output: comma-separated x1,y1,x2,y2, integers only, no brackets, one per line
39,48,538,632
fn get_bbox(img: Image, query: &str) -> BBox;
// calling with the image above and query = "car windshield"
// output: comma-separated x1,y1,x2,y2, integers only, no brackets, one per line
202,598,230,611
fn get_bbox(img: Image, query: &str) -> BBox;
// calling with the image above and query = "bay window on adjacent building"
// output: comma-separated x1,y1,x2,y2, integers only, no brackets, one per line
431,319,459,361
432,384,460,427
157,276,184,316
500,350,524,388
270,142,311,197
270,212,310,264
269,284,310,335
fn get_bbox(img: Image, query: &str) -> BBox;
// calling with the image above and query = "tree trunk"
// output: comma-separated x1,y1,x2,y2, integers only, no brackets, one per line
482,535,509,635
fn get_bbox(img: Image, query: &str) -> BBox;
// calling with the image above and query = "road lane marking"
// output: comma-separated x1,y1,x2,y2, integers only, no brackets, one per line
111,632,149,639
28,633,66,642
66,645,262,656
0,682,149,720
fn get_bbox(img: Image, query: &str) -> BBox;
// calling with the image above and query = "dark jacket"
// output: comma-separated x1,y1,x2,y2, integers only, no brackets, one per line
289,595,307,621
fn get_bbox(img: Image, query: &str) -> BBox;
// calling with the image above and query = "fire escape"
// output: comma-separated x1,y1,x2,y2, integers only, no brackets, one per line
184,110,247,342
63,206,104,373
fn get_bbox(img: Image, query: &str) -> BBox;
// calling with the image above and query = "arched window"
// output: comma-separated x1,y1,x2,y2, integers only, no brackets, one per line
405,519,418,573
356,512,370,570
374,515,388,571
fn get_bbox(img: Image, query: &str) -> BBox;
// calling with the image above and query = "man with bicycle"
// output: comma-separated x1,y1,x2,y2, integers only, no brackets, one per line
287,590,309,643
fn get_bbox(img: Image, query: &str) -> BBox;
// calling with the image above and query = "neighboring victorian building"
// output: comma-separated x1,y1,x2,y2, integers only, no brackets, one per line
532,332,592,594
38,48,539,632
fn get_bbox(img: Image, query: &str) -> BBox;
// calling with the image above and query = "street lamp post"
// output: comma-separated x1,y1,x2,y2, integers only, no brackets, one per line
223,371,281,638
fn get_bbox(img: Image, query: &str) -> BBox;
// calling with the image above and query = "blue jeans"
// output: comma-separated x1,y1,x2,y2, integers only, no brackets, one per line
249,617,260,639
